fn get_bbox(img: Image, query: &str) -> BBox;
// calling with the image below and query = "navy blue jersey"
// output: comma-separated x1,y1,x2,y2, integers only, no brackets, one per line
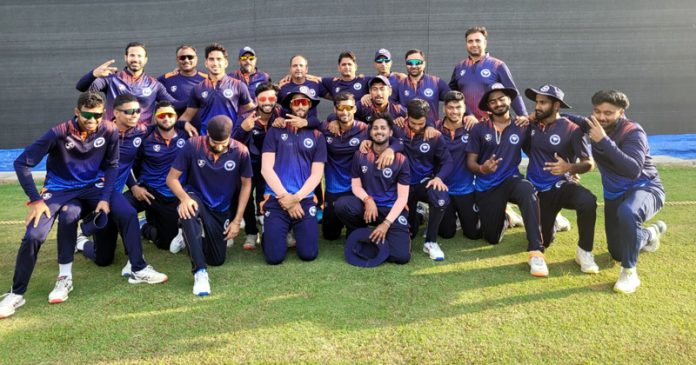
321,76,370,100
229,69,271,100
112,122,151,193
232,107,283,164
400,127,453,185
172,136,253,212
351,149,410,207
465,119,529,192
262,126,327,197
355,102,407,138
279,81,326,119
157,70,208,116
319,120,370,194
134,128,189,198
14,119,119,202
393,74,450,123
188,75,253,135
436,120,475,195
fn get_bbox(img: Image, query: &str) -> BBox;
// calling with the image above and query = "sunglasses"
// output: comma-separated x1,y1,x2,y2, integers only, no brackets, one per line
374,58,391,63
335,105,355,112
406,59,424,66
156,112,176,119
178,55,195,61
239,55,256,61
291,98,310,107
117,108,142,115
80,111,103,120
258,95,277,103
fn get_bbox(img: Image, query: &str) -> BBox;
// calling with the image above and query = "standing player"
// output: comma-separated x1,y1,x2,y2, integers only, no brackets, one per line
278,55,326,120
158,45,208,117
166,115,252,296
356,76,407,136
320,51,370,100
229,46,271,100
392,49,450,123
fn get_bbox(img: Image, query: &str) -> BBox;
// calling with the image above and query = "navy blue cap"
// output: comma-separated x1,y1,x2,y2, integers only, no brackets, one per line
281,85,320,110
80,211,108,236
374,48,392,61
478,83,519,112
239,46,256,58
525,84,572,108
344,228,390,268
368,75,391,88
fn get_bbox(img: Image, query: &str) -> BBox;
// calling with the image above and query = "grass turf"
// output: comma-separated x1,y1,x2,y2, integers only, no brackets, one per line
0,166,695,364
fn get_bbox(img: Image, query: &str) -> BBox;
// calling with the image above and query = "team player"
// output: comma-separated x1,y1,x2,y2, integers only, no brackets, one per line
563,90,666,293
334,113,411,264
261,87,327,264
465,83,548,277
166,115,252,296
392,49,450,123
157,45,208,117
356,76,407,135
401,99,453,261
319,51,370,100
229,46,271,100
76,42,179,123
436,91,481,241
278,55,326,120
523,85,599,274
0,92,167,319
180,43,255,136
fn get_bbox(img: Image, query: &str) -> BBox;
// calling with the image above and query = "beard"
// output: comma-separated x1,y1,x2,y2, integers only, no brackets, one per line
490,105,510,117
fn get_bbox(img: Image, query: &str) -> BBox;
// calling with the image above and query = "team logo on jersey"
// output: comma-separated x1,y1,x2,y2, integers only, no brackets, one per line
419,143,430,153
555,180,566,189
94,137,105,148
353,83,362,91
509,134,520,144
309,206,317,217
201,91,209,99
176,139,185,148
540,85,550,92
153,144,161,152
303,138,314,149
281,133,288,141
382,167,393,178
404,90,410,97
531,130,536,137
118,85,126,91
223,219,230,230
42,192,52,200
223,89,234,98
349,138,360,146
94,181,104,189
299,86,309,94
460,70,466,76
480,69,491,78
197,159,206,167
309,89,316,97
549,134,561,145
424,88,434,97
335,87,340,94
170,85,177,93
65,141,75,150
142,87,152,97
484,134,492,142
252,130,260,136
326,136,333,144
461,133,469,144
361,165,368,174
133,137,142,147
224,160,236,171
398,215,408,225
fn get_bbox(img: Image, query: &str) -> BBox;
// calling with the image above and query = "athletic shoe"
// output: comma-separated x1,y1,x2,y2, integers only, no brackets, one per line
642,220,667,253
75,232,91,252
170,229,185,254
0,293,25,319
193,269,211,296
128,265,168,284
528,251,549,277
423,242,445,261
48,276,73,304
138,216,147,229
575,247,599,274
554,213,572,232
287,232,296,248
506,205,524,227
614,267,640,294
121,261,132,278
243,234,258,250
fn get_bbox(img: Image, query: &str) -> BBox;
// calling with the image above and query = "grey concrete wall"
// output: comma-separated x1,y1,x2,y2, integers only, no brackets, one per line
1,0,694,147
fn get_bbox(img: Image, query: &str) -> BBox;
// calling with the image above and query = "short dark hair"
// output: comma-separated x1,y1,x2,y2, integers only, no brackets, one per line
465,26,488,39
370,112,394,130
407,98,430,119
125,42,147,56
155,100,174,112
113,93,138,109
338,51,357,65
591,89,630,110
289,54,307,65
444,90,465,105
334,92,355,106
207,115,232,141
405,49,425,61
176,44,196,54
255,82,280,97
77,92,104,110
205,43,228,59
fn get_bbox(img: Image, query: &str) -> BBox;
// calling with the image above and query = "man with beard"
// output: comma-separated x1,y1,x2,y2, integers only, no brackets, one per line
229,46,271,101
166,116,252,296
278,55,326,120
356,76,407,137
563,90,666,294
334,114,411,265
392,49,450,123
180,43,255,136
320,51,370,100
465,83,547,277
523,85,599,274
76,42,180,123
261,88,326,264
158,45,208,117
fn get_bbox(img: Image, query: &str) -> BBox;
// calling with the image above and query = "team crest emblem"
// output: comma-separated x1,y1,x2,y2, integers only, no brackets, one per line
460,70,466,76
484,134,492,142
94,137,105,148
382,168,393,178
423,88,434,97
197,159,206,167
94,181,104,188
398,215,408,225
252,130,260,135
361,165,368,173
353,83,362,91
419,143,430,153
540,85,550,92
404,90,410,97
335,87,340,94
299,86,309,94
555,180,566,188
176,139,185,148
326,136,333,144
309,206,317,216
549,134,561,145
141,87,152,96
133,137,142,147
201,91,209,99
153,144,161,152
349,138,360,146
118,85,126,91
42,192,52,200
65,141,75,150
509,134,520,144
531,130,536,136
223,89,234,98
491,83,504,90
461,134,469,143
481,69,491,77
309,89,316,97
438,199,445,207
224,160,236,171
281,133,288,141
303,138,314,148
170,85,177,93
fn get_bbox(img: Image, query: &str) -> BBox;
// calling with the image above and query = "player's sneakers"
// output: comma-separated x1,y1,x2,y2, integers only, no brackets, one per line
170,229,185,254
75,232,91,252
121,261,132,278
243,234,259,250
528,251,549,277
554,213,572,232
48,276,73,304
642,220,667,253
506,205,524,227
128,265,168,284
286,232,296,248
423,242,445,261
575,247,599,274
138,216,147,229
614,267,640,294
0,293,25,319
193,269,211,296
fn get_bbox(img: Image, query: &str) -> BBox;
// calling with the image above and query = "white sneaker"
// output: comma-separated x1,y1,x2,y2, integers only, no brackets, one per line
170,229,185,254
48,276,73,304
75,232,91,252
575,247,599,274
138,216,147,229
286,232,296,248
455,217,462,231
554,213,572,232
243,234,258,250
128,265,168,284
642,221,667,253
528,251,549,277
193,269,211,296
416,202,429,224
423,242,445,261
121,261,132,278
0,293,25,319
614,267,640,294
506,205,524,227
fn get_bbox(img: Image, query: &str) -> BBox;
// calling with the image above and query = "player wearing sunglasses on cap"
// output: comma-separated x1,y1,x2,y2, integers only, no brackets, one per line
229,46,271,101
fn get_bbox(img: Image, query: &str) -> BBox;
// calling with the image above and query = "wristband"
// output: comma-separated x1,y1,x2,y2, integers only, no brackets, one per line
363,195,373,203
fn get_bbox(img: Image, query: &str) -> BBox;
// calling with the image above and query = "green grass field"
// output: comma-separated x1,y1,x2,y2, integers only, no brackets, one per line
1,167,695,364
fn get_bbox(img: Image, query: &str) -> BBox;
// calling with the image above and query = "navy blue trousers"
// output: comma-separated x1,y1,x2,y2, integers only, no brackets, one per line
262,197,319,265
180,192,232,273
